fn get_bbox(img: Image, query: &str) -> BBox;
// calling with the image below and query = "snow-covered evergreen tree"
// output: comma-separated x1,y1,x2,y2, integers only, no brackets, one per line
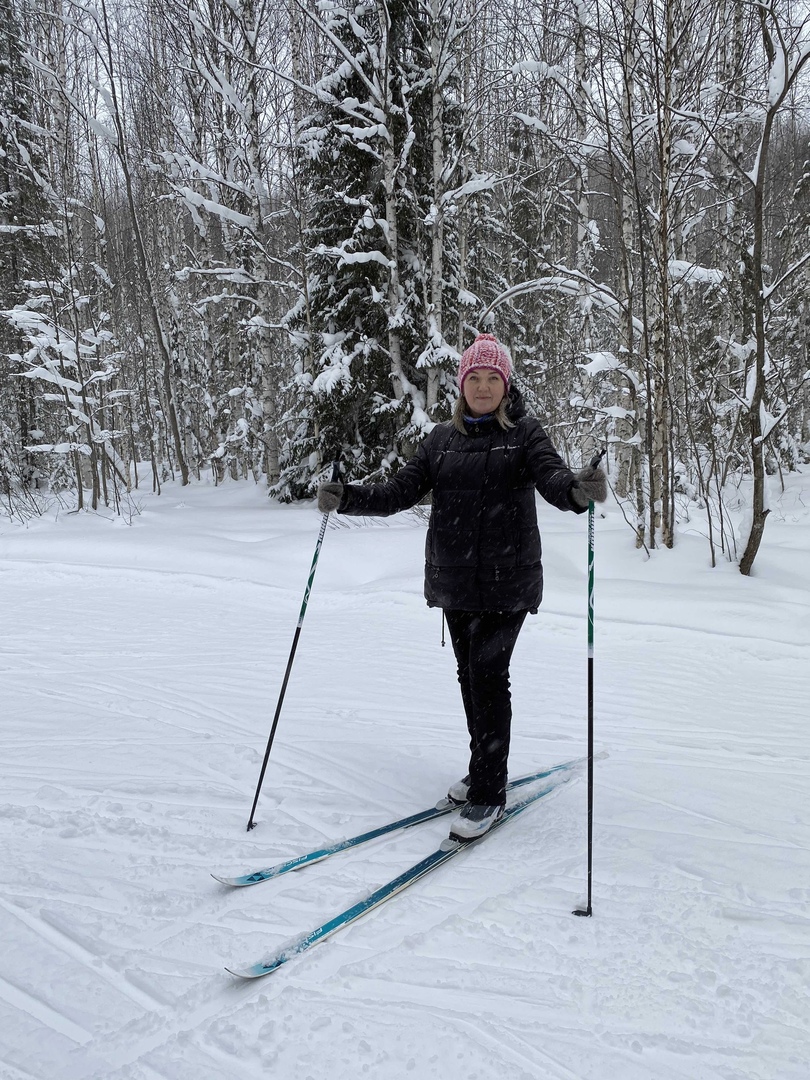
0,0,55,499
277,0,467,496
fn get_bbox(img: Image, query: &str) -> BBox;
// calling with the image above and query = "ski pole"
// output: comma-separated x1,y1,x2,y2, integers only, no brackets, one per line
246,460,341,831
574,447,606,918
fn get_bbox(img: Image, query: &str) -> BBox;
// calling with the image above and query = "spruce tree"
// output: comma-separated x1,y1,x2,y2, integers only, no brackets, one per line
0,0,54,495
277,0,464,496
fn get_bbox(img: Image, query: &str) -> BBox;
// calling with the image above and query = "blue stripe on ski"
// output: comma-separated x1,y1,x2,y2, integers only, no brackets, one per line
225,767,577,979
213,759,579,888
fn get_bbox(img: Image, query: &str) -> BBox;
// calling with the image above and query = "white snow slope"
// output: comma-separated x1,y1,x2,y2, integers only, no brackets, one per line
1,477,808,1080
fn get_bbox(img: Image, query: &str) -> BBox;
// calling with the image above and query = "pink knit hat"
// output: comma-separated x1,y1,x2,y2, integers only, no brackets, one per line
458,333,512,392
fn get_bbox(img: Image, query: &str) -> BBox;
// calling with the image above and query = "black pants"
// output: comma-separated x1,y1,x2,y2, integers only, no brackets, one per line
444,609,528,806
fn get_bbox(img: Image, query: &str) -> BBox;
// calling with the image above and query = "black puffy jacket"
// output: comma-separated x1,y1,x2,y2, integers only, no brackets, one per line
338,389,585,612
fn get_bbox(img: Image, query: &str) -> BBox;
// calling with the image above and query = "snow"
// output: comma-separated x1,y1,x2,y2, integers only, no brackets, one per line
177,188,255,230
86,117,118,147
441,174,498,204
580,351,621,375
671,139,697,156
0,223,60,237
1,474,809,1079
668,260,724,287
767,47,787,108
512,60,565,88
514,110,551,137
313,243,392,268
595,404,634,419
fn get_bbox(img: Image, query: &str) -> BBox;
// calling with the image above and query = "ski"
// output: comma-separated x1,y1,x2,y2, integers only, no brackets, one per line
225,767,577,979
213,759,579,888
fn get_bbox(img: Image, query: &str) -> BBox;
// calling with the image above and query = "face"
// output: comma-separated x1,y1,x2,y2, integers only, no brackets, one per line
463,369,506,417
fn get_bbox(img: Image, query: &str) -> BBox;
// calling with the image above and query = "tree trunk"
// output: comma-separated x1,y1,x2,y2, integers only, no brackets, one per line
738,158,770,576
612,0,643,546
98,0,189,486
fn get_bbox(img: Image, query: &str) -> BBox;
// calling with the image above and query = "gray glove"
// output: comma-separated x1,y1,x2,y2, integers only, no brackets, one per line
317,481,344,513
570,465,608,508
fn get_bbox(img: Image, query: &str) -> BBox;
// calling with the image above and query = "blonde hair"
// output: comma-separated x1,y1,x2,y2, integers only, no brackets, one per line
452,395,515,434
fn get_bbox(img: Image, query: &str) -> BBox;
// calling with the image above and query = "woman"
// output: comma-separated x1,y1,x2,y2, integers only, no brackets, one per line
317,333,607,842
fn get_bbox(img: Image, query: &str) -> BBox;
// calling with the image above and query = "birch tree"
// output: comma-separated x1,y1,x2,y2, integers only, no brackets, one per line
679,0,810,572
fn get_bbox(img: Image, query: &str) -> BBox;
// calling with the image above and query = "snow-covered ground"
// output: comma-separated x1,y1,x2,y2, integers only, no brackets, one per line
1,474,808,1080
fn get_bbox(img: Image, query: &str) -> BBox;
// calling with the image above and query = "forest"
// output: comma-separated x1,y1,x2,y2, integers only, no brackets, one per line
1,0,808,574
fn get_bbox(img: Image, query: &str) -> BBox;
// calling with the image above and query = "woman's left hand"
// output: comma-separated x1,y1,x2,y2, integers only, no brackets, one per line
570,465,608,506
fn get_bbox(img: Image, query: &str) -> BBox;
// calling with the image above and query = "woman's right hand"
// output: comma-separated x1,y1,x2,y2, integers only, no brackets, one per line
317,482,344,513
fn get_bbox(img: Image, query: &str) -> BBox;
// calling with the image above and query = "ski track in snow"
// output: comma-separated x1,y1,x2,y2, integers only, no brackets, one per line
1,479,808,1079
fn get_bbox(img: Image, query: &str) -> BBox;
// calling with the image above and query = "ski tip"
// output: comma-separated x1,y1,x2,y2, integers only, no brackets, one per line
226,952,288,978
225,964,267,979
212,874,240,887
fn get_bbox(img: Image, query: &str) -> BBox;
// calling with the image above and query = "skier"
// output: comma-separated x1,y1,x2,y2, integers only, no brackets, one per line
317,333,607,842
